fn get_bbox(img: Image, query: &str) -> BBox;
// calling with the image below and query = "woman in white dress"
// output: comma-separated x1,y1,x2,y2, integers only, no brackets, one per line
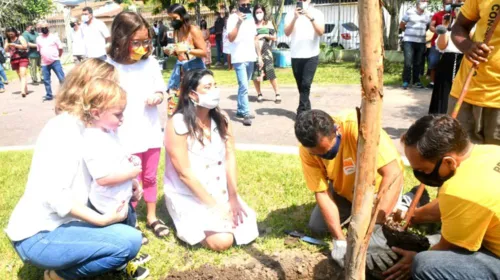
164,68,258,251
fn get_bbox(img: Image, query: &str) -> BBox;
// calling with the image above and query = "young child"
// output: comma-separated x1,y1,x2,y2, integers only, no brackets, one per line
80,78,152,279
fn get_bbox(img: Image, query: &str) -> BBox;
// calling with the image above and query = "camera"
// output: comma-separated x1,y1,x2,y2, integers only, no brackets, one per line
451,3,464,8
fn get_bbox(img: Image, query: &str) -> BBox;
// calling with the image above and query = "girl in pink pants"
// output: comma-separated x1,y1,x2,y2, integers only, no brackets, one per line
107,12,170,243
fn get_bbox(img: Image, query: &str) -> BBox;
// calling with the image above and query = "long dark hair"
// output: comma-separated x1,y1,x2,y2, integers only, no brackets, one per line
5,27,19,42
176,69,228,145
108,11,153,63
253,4,267,24
167,4,191,27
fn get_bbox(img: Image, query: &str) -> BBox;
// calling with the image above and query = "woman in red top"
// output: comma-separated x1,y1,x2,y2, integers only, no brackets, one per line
4,27,29,97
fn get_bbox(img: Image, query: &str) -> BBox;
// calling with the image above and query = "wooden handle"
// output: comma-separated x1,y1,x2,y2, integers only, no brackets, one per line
402,183,425,230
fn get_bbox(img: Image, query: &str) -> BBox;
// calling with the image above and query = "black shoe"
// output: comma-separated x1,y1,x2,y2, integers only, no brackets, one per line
243,116,252,126
257,94,263,103
124,262,150,280
236,113,255,119
43,96,53,101
132,253,152,266
426,82,434,89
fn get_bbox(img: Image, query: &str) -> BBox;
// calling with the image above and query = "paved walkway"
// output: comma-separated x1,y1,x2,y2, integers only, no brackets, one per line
0,68,432,155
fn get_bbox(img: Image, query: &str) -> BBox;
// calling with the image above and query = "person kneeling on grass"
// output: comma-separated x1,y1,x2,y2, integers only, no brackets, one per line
164,69,259,251
382,115,500,280
5,59,148,280
294,109,406,270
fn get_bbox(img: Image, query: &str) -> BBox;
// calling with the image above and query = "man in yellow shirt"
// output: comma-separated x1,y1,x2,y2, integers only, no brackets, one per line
295,109,404,268
450,0,500,145
384,115,500,280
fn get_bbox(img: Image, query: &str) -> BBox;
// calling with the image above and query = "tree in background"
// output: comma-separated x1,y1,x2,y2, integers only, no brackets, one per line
0,0,54,28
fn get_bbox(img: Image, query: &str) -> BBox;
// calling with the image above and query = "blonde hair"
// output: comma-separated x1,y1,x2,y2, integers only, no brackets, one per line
55,59,119,115
80,78,127,124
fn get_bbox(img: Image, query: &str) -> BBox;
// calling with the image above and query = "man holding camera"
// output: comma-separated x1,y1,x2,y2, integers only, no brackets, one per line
227,0,263,126
284,0,324,117
449,0,500,145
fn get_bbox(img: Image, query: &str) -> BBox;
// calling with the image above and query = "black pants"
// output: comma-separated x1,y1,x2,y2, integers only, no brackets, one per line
428,52,463,114
292,55,319,116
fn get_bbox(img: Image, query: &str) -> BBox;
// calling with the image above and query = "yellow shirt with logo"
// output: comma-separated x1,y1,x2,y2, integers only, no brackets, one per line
450,0,500,108
439,145,500,256
299,110,404,201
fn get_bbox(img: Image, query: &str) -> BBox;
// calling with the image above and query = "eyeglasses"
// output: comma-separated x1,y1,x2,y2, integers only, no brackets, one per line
130,40,151,48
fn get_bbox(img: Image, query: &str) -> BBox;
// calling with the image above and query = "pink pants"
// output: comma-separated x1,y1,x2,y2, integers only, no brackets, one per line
132,147,161,207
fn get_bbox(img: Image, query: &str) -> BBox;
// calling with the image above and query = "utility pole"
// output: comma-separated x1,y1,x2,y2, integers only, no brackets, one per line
344,0,384,276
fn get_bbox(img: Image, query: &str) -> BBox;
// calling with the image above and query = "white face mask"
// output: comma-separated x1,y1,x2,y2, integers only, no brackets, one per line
82,15,90,23
418,2,428,9
256,13,264,21
192,88,220,109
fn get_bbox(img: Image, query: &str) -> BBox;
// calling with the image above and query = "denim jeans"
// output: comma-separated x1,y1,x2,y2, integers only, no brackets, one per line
428,46,441,71
402,41,426,84
42,60,65,98
412,248,500,280
167,58,206,91
215,39,225,64
0,63,7,89
13,221,142,280
233,61,254,116
291,55,319,116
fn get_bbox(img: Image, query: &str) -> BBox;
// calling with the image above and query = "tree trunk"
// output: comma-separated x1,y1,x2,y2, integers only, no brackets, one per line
344,0,384,277
388,8,400,50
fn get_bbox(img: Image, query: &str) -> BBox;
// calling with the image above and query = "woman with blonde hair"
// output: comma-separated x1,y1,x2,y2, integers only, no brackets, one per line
6,59,144,280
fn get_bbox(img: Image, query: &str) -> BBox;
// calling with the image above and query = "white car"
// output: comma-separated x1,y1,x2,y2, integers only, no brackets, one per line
322,22,360,50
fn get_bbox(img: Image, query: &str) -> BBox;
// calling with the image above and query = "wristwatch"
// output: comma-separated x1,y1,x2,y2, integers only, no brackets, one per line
310,17,315,22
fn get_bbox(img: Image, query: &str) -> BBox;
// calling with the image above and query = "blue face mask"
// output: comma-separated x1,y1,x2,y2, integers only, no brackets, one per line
444,4,452,12
319,134,341,160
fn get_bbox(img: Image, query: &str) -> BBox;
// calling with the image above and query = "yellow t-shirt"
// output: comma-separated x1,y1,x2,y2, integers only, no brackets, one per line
299,110,404,201
439,145,500,256
450,0,500,108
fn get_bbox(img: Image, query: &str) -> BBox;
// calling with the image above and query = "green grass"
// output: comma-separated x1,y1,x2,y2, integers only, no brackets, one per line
0,150,426,279
160,57,403,87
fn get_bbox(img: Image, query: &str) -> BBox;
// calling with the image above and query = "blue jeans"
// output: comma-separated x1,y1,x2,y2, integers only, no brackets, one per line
412,248,500,280
233,61,254,116
42,60,65,98
0,63,7,89
428,46,441,71
167,58,206,91
402,41,426,84
215,39,225,64
13,221,142,280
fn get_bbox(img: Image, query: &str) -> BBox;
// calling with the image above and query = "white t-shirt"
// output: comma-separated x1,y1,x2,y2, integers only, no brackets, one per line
6,113,91,242
107,56,166,154
81,18,110,58
71,28,85,56
222,27,230,55
285,7,325,59
227,13,257,63
84,128,133,214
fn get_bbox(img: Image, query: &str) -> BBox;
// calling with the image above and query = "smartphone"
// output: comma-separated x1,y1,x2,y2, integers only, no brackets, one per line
443,14,451,20
296,1,303,9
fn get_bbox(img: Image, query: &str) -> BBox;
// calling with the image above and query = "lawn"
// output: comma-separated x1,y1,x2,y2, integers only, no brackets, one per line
0,149,424,279
160,57,404,87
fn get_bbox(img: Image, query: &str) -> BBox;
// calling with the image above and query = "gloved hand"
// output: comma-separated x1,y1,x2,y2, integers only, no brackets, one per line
436,25,448,35
331,239,347,268
366,225,399,271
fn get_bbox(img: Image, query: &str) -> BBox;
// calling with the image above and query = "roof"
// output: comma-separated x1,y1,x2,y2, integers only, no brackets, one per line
48,0,140,21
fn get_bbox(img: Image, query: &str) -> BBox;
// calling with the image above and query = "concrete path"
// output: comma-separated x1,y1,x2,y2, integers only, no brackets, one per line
0,68,432,155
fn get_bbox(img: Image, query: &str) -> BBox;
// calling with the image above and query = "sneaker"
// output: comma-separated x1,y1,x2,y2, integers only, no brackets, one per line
0,88,4,93
224,62,228,66
4,81,8,85
236,113,255,119
402,82,409,90
132,253,152,266
275,94,281,104
243,115,252,126
426,82,434,89
43,96,53,101
215,62,222,66
414,82,424,89
257,94,263,103
124,262,150,280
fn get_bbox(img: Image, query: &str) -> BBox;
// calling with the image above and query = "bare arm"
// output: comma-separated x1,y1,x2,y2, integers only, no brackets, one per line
189,26,208,58
430,235,459,251
304,11,324,36
224,115,238,199
70,201,127,226
228,14,244,42
376,160,404,222
451,13,492,64
315,191,346,239
429,19,437,33
14,37,28,50
165,118,217,206
412,199,441,224
284,10,300,36
95,167,139,187
436,34,449,50
399,21,407,31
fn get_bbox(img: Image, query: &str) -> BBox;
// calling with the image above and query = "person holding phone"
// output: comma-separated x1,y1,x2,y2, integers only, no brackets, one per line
227,0,263,126
284,0,324,117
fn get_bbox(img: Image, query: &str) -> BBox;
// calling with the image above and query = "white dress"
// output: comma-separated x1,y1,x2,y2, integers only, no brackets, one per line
163,113,259,245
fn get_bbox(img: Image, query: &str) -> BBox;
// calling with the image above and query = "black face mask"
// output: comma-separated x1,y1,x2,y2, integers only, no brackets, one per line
171,19,183,30
154,24,158,28
239,4,252,14
41,27,49,34
30,29,35,34
413,158,455,187
319,134,341,160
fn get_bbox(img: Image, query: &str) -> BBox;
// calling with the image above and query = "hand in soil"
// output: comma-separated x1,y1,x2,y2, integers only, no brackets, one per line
383,247,416,280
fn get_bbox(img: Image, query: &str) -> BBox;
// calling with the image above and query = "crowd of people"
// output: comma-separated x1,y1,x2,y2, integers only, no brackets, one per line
3,0,500,279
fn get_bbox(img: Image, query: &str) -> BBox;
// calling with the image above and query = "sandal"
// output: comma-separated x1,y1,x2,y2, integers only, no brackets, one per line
135,226,149,245
275,94,282,104
146,219,170,238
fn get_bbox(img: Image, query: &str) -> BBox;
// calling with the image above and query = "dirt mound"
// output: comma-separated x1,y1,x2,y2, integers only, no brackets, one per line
165,249,342,280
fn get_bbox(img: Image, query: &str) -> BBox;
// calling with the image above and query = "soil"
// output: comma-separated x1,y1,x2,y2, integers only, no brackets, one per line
165,249,343,280
382,224,430,253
